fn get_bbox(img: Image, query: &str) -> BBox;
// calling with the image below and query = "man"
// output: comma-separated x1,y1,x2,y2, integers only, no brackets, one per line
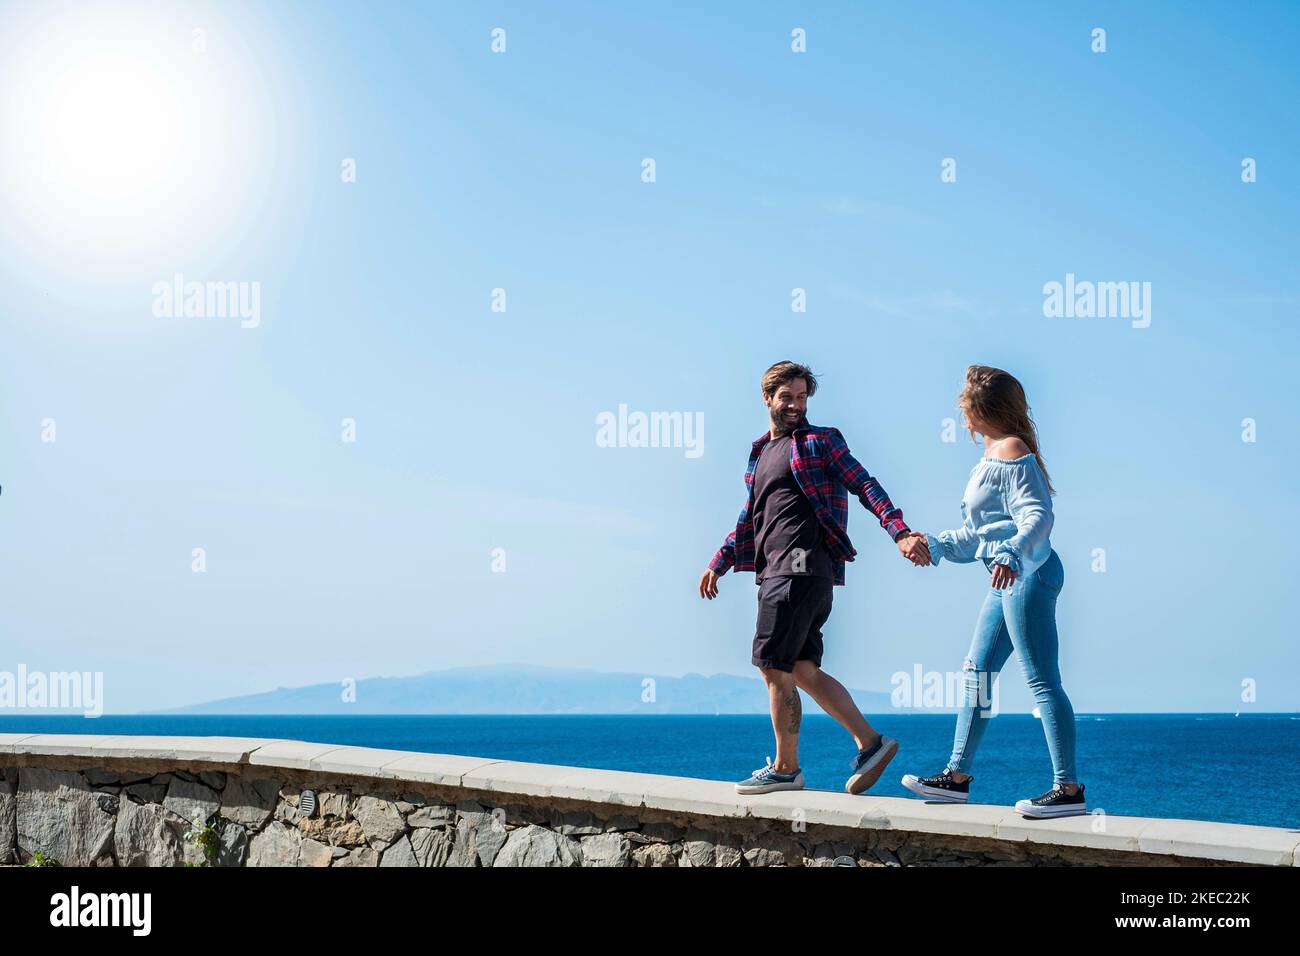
698,361,931,795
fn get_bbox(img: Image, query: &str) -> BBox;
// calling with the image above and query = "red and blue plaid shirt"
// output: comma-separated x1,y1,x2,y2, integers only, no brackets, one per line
708,423,910,586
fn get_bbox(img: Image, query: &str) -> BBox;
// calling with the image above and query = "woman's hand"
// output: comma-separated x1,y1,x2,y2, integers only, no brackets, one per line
990,563,1018,590
897,532,931,567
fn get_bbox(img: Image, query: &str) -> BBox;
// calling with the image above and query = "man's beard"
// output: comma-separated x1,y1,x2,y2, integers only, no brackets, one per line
770,408,807,436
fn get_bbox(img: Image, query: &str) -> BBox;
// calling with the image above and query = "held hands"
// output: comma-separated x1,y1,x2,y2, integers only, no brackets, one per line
703,533,936,595
897,532,932,567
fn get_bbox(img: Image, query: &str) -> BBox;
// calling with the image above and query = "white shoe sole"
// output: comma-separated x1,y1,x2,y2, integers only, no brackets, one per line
1015,801,1088,818
901,773,969,803
845,737,899,794
735,774,805,795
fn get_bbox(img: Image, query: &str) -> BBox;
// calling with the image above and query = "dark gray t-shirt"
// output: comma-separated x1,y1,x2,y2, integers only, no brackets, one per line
752,435,834,582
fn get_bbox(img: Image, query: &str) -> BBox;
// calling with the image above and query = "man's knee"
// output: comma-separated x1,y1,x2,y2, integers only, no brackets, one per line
759,665,796,688
791,660,821,686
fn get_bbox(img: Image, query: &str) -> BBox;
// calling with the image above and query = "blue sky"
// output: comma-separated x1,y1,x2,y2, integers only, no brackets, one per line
0,0,1297,713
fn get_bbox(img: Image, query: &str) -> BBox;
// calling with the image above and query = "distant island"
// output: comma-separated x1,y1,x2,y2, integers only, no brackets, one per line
149,664,910,716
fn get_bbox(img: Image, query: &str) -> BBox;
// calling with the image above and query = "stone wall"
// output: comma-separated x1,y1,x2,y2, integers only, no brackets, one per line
2,735,1295,867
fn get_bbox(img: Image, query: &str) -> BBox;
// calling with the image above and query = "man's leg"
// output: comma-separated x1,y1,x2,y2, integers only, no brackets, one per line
761,667,801,774
792,661,879,751
787,578,879,749
752,575,807,774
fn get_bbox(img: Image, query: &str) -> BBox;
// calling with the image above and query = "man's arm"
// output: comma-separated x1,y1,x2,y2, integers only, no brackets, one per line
708,527,737,576
709,492,751,574
700,496,747,599
821,427,910,541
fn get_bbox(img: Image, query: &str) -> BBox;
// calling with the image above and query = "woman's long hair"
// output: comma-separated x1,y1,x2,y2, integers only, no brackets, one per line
959,365,1055,495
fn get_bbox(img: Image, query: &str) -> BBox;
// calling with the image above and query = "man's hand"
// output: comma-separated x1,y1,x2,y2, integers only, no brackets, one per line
897,532,931,567
990,563,1018,590
699,569,720,599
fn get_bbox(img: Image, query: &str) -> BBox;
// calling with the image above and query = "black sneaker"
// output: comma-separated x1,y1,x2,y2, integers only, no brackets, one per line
845,735,899,795
900,768,971,803
1015,783,1087,818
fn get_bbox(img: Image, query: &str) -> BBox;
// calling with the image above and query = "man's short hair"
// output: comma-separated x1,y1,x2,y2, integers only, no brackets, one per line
761,361,818,399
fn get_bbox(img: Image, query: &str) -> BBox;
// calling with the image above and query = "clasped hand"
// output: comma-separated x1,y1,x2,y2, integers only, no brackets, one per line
897,532,931,567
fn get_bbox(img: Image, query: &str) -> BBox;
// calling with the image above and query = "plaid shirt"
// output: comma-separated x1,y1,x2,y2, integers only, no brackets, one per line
708,423,910,586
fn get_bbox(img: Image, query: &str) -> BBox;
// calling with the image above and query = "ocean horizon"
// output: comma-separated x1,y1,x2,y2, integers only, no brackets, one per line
3,713,1296,830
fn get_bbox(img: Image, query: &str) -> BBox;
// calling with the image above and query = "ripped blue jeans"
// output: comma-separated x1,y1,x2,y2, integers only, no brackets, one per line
946,549,1078,784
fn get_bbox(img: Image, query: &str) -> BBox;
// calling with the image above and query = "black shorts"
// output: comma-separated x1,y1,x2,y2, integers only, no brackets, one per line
752,574,834,672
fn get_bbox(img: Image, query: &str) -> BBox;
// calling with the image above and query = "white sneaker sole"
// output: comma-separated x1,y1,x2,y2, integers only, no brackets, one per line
735,773,805,795
900,773,969,803
1015,801,1088,818
845,737,899,795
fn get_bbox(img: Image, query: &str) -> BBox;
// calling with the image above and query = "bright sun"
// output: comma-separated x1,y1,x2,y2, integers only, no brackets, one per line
0,7,274,260
38,52,184,202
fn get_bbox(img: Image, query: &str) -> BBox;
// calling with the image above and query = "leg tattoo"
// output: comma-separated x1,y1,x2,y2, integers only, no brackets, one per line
783,687,802,735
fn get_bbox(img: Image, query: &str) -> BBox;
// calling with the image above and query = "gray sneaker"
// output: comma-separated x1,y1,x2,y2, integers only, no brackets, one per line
845,735,899,794
735,756,805,794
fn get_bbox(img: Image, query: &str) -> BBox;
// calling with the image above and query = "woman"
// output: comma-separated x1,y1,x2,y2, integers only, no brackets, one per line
901,365,1085,818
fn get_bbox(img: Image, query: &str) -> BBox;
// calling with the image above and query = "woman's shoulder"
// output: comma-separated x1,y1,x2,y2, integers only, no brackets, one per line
984,436,1032,461
981,439,1050,493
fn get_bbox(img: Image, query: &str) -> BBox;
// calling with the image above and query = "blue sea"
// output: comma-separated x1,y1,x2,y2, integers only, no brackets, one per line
2,714,1297,829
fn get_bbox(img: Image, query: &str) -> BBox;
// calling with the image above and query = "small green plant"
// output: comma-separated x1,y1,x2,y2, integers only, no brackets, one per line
25,850,59,867
182,812,220,866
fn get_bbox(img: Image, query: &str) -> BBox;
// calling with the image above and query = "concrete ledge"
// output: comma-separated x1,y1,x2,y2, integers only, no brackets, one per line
3,733,274,763
1136,819,1300,867
2,733,1296,866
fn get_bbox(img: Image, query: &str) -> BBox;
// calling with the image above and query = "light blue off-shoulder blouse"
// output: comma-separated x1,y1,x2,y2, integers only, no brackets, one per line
925,453,1054,577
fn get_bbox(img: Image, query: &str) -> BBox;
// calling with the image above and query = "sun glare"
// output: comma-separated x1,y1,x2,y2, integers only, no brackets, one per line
38,53,183,202
0,7,276,262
